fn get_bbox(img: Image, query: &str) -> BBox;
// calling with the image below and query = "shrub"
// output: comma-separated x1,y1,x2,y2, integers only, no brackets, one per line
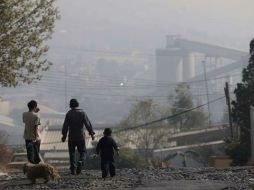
84,148,149,169
117,148,149,168
225,139,250,166
0,144,12,168
0,131,12,169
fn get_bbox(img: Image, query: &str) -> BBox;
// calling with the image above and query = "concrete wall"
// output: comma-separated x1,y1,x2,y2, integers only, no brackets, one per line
0,101,10,115
171,127,230,146
183,53,196,81
156,48,183,84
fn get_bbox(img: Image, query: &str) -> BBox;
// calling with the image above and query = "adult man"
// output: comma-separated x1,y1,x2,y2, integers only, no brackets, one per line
62,99,95,175
23,100,41,164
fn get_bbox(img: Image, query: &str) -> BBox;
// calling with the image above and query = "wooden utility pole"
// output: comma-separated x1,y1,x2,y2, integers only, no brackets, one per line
224,82,233,138
203,60,211,126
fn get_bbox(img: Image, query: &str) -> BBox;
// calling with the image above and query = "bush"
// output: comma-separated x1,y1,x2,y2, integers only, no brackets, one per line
0,131,12,169
225,139,250,166
84,148,149,169
117,148,149,168
0,144,12,167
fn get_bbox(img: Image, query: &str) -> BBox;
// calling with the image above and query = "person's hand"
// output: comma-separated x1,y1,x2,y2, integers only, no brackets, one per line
61,136,66,142
91,154,98,159
90,132,95,140
91,134,95,141
35,108,40,113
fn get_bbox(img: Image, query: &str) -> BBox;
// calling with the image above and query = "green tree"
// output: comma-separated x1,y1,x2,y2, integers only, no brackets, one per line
117,99,170,162
230,39,254,161
170,83,207,130
0,0,59,87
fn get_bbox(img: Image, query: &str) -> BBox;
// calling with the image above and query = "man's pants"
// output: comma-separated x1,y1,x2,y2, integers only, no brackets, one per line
25,140,41,164
101,158,116,178
68,140,86,171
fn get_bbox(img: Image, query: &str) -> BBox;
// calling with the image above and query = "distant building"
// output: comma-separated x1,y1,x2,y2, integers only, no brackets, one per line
156,35,247,85
156,35,196,84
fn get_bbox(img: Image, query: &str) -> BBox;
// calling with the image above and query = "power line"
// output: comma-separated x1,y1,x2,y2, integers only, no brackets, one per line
56,68,240,85
113,96,226,133
28,83,225,98
50,46,247,65
41,96,226,144
44,69,241,87
35,79,228,92
50,46,214,59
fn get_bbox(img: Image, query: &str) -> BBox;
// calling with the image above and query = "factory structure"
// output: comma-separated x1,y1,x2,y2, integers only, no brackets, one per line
156,35,247,84
155,36,248,122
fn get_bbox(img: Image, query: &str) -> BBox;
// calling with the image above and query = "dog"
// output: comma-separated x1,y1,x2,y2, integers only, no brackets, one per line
23,163,60,184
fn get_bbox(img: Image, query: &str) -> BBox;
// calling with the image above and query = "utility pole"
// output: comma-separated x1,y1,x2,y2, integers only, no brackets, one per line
224,82,233,138
203,60,211,126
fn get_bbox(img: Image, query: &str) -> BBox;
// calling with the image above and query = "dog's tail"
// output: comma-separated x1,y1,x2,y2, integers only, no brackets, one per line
48,165,60,180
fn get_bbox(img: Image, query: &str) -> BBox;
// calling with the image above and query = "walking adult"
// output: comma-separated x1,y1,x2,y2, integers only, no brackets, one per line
62,99,95,175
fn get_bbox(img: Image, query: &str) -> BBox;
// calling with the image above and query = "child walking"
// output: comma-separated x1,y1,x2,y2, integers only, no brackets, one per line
96,128,119,178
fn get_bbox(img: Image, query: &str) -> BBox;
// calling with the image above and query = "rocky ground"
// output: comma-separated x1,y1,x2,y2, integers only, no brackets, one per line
1,167,254,190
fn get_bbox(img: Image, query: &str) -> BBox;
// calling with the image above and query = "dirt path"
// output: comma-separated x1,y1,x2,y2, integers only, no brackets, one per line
134,180,236,190
1,167,253,189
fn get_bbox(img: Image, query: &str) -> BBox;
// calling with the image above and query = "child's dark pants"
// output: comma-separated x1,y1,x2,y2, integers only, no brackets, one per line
101,157,115,178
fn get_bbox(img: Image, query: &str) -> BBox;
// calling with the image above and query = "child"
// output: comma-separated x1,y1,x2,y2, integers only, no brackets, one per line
96,128,119,178
23,100,41,164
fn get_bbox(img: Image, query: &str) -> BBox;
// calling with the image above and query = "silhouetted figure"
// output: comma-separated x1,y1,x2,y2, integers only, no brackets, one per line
23,100,41,164
96,128,119,178
62,99,95,175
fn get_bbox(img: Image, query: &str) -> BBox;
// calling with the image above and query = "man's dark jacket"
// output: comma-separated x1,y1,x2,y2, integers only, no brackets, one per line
62,108,94,141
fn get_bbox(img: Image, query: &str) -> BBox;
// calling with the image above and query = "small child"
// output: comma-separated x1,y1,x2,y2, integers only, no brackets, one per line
96,128,119,178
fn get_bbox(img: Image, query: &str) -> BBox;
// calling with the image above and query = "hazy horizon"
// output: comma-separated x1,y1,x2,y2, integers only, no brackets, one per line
51,0,254,52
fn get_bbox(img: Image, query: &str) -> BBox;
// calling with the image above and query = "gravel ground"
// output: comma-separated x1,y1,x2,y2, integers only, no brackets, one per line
1,167,254,190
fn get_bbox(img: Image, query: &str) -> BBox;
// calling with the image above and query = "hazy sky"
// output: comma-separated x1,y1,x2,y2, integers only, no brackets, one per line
3,0,253,126
50,0,254,52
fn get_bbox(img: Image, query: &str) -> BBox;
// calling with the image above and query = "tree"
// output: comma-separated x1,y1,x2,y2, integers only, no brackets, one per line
0,0,59,87
117,99,170,162
170,83,207,130
230,39,254,161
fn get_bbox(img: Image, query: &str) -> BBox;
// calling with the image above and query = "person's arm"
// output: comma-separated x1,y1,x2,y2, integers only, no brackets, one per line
83,112,95,140
112,138,119,155
62,113,69,142
34,115,41,142
95,139,101,155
